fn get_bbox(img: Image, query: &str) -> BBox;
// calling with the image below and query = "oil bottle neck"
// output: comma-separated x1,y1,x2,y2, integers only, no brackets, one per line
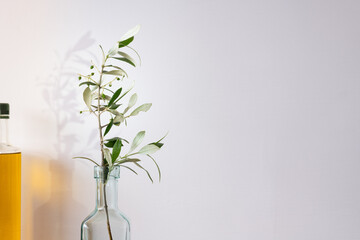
0,103,19,154
0,119,9,145
0,103,10,146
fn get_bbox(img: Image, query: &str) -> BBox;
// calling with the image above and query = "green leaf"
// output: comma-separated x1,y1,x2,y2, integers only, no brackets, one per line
108,44,118,57
104,137,126,148
104,141,115,148
118,36,134,48
151,142,164,148
123,93,137,114
108,109,121,115
79,81,96,86
103,70,126,76
108,88,122,106
104,65,128,77
103,148,112,166
137,144,160,155
118,51,137,67
109,104,121,110
156,132,168,143
125,45,142,66
128,93,138,109
119,165,138,175
112,139,122,163
104,88,114,94
99,45,105,62
104,118,113,136
112,57,136,67
116,158,141,164
120,25,141,41
129,103,152,117
73,156,99,166
147,154,161,182
83,87,92,111
130,131,145,153
134,162,153,183
118,86,134,102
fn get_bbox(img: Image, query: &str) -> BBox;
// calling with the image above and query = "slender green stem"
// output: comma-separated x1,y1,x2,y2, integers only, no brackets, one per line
97,55,114,240
98,58,106,166
101,77,118,88
98,78,105,165
78,74,97,83
91,60,101,74
104,184,113,240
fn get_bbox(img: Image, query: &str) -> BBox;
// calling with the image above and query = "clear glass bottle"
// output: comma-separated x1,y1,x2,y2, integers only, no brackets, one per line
81,166,130,240
0,103,21,239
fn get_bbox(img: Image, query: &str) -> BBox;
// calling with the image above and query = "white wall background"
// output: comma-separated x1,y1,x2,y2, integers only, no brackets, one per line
1,0,360,239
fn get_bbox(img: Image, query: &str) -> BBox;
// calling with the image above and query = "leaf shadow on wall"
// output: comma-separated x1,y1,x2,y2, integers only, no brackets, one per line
25,32,97,240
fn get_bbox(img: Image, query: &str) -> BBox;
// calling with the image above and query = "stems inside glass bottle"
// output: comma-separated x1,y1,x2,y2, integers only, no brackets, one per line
104,184,113,240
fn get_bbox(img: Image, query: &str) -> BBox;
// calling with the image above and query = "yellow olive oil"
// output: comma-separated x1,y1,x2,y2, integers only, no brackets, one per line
0,152,21,239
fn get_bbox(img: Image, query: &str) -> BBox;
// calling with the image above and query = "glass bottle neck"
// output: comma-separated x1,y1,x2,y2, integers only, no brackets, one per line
95,177,119,210
0,118,19,154
0,119,9,145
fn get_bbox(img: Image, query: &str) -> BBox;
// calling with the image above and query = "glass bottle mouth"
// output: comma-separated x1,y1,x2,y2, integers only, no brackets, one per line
94,165,120,179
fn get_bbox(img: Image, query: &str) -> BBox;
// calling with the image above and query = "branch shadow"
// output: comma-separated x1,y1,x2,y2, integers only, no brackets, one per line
22,32,97,240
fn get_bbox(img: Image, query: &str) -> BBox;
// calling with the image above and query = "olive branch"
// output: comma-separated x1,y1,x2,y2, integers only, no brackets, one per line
74,25,165,240
74,25,165,181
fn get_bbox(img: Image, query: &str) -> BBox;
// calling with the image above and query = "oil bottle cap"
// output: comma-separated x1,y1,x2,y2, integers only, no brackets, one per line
0,103,9,119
